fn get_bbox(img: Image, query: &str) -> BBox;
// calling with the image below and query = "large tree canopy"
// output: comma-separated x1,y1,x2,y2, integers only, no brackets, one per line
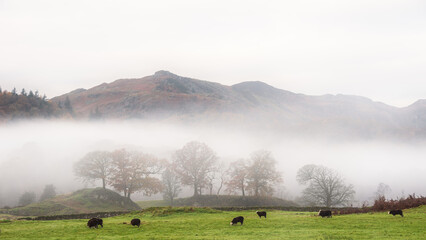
297,164,355,207
173,141,218,196
245,150,282,197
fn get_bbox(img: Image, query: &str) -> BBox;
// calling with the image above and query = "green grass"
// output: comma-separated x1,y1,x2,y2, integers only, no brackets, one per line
137,199,169,208
0,206,425,239
136,195,296,208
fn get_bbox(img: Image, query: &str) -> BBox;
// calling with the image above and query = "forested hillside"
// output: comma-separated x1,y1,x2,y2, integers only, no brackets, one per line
0,88,68,121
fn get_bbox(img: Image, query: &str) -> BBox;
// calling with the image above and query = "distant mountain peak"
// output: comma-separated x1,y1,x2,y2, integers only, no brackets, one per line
154,70,179,78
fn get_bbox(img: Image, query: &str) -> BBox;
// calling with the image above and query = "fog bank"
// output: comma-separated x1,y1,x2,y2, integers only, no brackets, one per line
1,120,425,206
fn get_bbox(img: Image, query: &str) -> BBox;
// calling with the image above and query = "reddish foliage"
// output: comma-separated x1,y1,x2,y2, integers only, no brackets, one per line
335,194,426,215
372,194,426,211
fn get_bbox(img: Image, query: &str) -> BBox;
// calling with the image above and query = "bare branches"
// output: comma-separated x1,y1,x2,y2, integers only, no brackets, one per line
73,151,113,189
297,164,355,207
110,149,164,198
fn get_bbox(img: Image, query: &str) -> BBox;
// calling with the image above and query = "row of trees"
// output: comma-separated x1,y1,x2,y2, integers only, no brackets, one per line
74,142,284,201
74,141,356,207
0,87,65,120
18,184,56,206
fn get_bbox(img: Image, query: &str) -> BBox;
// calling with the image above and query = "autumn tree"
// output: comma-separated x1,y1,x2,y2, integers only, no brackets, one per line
110,149,163,199
18,191,36,206
39,184,56,201
297,164,355,207
226,159,248,196
245,150,282,197
73,151,113,189
162,165,181,206
173,141,218,196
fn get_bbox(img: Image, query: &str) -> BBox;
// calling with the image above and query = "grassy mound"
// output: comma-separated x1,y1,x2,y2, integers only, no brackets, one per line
137,195,297,208
143,207,221,217
1,188,141,216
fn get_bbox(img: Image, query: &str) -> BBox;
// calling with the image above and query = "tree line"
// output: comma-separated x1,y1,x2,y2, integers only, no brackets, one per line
0,87,71,120
74,141,356,208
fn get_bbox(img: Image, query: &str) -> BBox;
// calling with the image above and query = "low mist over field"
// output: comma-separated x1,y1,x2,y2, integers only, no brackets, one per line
1,120,425,207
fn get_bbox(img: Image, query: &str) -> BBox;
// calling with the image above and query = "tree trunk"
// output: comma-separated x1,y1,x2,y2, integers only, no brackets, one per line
102,178,106,189
326,194,331,208
193,183,198,196
241,182,245,197
216,180,223,195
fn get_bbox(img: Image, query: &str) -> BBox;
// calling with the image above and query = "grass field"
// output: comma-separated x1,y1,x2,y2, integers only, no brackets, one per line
0,206,424,239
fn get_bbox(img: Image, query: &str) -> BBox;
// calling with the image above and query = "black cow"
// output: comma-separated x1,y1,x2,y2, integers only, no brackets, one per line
131,218,141,227
318,210,332,218
388,210,403,217
87,218,103,228
256,211,267,218
230,216,244,225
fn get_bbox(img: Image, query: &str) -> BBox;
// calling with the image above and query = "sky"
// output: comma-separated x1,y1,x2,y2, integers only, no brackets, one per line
1,0,425,107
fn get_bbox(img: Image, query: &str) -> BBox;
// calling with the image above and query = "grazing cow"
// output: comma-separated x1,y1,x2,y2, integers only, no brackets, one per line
388,210,403,217
87,218,103,228
256,211,267,218
230,216,244,225
318,210,332,218
131,218,141,227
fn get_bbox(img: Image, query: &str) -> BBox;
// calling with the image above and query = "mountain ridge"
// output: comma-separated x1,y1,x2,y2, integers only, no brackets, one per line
50,71,425,139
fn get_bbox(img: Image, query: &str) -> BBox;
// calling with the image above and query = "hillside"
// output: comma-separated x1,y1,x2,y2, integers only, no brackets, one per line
0,188,140,216
137,195,297,208
50,71,426,139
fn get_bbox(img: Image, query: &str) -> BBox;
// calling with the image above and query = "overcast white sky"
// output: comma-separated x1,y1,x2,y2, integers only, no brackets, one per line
1,0,425,107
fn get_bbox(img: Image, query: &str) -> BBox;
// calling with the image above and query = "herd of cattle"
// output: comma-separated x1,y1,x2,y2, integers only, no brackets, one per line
86,209,404,229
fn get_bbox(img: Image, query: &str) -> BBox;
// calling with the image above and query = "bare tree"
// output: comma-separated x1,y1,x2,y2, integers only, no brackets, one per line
374,182,391,200
74,151,113,189
297,164,355,207
245,150,282,197
173,141,218,196
162,165,181,206
226,159,248,196
110,149,163,199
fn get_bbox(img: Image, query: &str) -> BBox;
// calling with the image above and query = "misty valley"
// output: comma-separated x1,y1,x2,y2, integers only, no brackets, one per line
0,119,425,209
1,72,425,239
